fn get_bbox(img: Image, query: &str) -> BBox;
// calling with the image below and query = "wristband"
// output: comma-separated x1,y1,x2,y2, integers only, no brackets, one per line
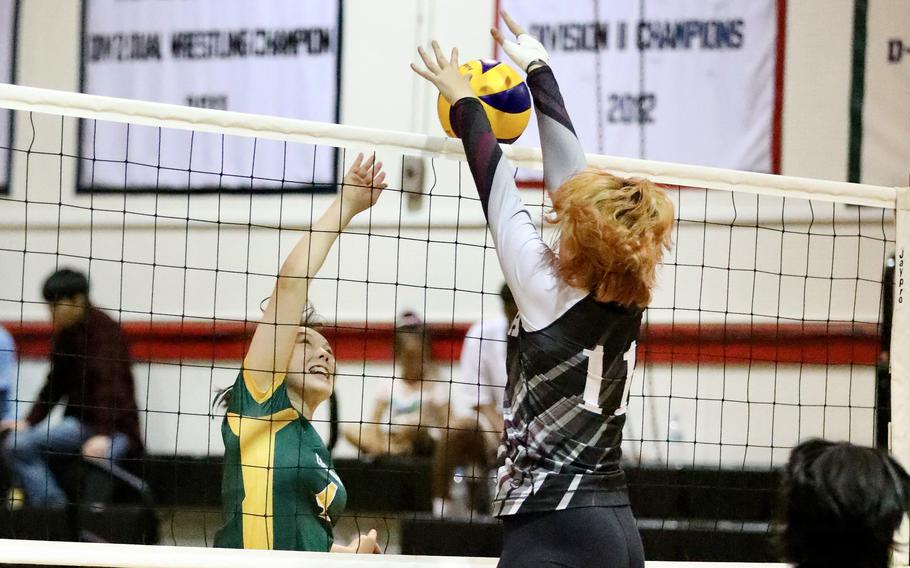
526,59,547,72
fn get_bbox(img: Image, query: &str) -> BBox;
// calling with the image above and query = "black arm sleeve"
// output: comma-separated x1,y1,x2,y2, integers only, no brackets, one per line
525,66,587,193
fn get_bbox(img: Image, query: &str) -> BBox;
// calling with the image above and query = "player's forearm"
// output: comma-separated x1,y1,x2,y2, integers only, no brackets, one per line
451,98,557,322
526,65,571,122
450,98,503,217
277,199,353,285
526,65,588,194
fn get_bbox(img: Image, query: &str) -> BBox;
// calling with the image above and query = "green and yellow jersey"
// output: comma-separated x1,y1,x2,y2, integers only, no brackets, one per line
214,368,346,551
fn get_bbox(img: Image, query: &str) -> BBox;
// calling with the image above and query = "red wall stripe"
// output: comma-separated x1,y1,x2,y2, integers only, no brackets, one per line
3,321,880,366
492,0,502,59
771,0,787,174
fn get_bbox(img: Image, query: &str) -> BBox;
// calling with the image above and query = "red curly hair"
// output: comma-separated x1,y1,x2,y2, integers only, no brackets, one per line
548,168,674,308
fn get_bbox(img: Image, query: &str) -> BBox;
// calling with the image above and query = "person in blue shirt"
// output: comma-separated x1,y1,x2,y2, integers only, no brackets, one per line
0,325,17,423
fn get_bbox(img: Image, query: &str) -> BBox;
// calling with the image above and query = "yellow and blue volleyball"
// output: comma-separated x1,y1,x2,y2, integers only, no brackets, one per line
437,59,531,144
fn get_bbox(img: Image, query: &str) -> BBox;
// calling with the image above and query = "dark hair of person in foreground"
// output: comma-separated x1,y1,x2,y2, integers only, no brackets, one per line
42,268,90,302
780,438,910,568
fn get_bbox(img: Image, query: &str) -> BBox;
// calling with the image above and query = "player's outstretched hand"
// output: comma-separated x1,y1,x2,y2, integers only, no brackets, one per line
331,527,382,554
491,9,550,72
351,528,382,554
340,152,386,215
411,40,475,104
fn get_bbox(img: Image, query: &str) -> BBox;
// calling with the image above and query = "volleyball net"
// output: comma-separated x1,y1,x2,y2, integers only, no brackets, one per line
0,83,907,564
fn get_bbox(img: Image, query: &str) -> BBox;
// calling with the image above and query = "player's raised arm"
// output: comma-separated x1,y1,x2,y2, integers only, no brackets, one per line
243,154,386,391
492,10,587,196
414,28,673,568
412,41,569,331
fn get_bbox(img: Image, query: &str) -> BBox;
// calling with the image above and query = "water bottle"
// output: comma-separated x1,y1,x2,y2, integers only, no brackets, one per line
448,466,470,518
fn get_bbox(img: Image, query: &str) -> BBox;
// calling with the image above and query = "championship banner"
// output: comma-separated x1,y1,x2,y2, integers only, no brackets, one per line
498,0,780,180
0,0,16,194
853,0,910,186
80,0,341,192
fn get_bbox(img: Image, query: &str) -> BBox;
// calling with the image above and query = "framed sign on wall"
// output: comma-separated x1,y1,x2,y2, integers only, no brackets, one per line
498,0,783,184
0,0,18,195
79,0,342,193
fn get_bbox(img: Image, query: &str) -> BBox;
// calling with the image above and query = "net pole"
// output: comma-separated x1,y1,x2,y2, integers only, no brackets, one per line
877,254,895,450
890,186,910,568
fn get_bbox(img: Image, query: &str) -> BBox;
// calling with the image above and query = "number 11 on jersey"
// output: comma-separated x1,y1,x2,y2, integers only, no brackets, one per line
582,341,637,416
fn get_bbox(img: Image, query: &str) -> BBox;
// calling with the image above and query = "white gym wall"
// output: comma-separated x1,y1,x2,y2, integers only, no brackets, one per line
0,0,896,460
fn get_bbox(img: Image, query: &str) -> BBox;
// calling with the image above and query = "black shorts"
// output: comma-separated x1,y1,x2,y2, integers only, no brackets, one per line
498,506,644,568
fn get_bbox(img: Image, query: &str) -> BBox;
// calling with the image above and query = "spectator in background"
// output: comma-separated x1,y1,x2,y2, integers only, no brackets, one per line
780,438,910,568
0,324,18,505
433,284,517,516
0,268,142,507
0,324,17,423
451,284,516,461
344,311,447,457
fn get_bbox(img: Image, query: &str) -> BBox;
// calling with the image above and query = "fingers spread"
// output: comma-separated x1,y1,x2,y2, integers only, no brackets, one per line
417,46,439,73
431,40,447,68
501,9,525,36
450,47,458,67
410,62,437,84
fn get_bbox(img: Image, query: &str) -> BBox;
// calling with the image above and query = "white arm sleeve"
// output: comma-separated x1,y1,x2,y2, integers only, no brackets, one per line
487,162,587,331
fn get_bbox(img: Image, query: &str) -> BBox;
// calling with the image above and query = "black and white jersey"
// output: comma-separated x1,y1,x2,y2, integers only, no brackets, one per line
450,65,644,516
496,297,640,514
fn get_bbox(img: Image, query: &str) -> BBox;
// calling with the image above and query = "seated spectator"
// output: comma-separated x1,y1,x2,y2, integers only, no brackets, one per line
0,323,17,423
344,311,447,457
0,268,142,508
780,438,910,568
0,323,18,504
433,284,516,516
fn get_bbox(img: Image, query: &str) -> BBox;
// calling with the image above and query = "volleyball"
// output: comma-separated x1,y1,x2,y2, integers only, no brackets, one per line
437,59,531,144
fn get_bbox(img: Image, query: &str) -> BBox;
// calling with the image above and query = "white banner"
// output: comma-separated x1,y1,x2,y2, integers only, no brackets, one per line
500,0,778,179
860,1,910,186
81,0,340,192
0,0,14,192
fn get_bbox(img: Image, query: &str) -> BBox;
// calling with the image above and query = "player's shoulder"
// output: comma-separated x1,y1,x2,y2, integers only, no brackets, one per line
230,365,292,411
